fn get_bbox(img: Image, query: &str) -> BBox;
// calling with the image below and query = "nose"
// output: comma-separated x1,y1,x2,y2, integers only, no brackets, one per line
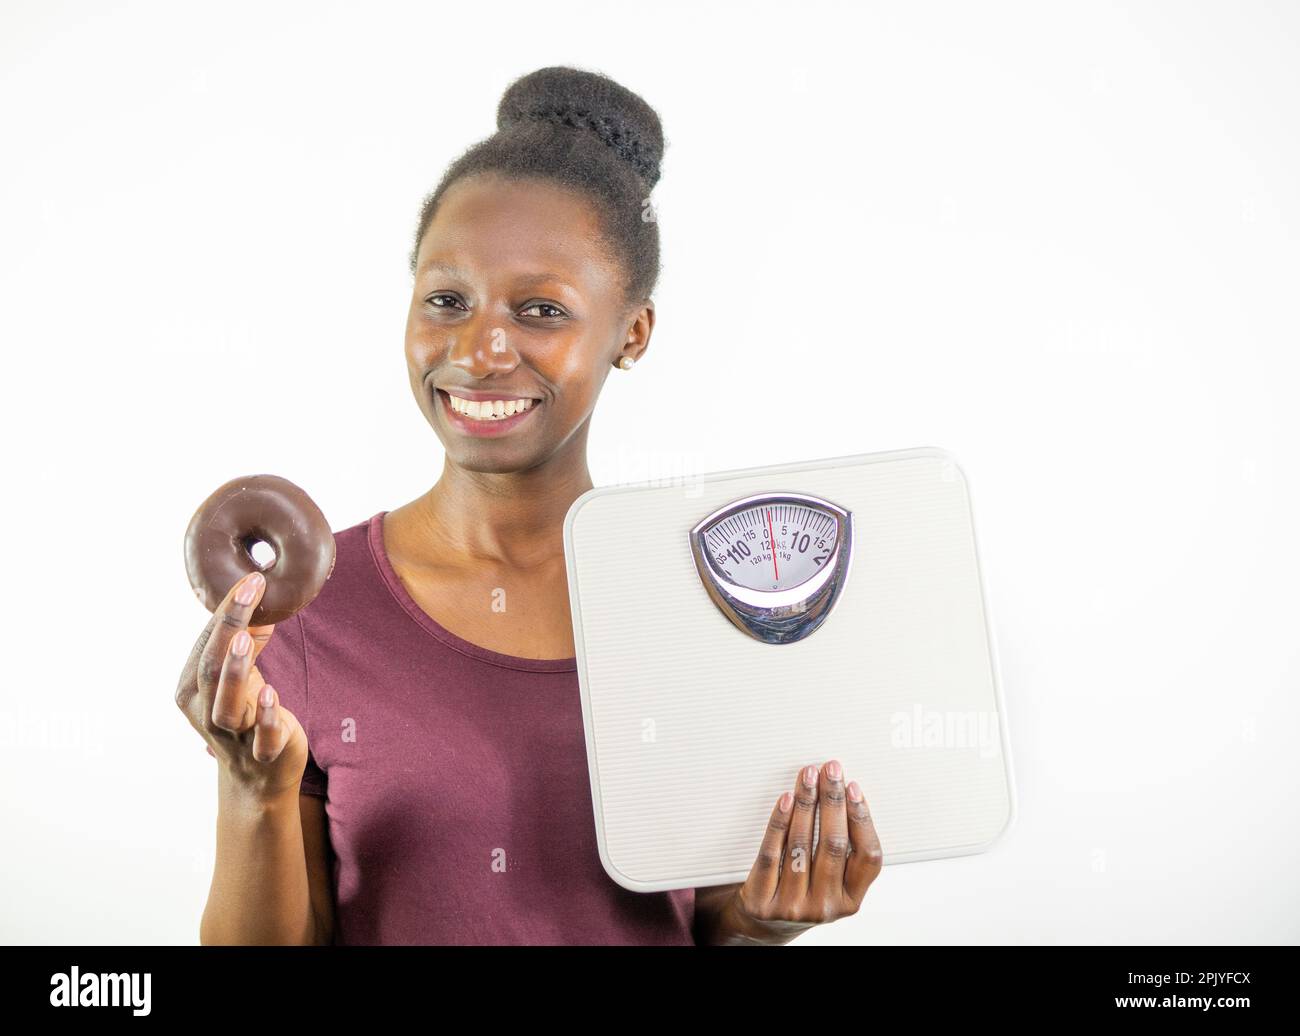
447,319,521,378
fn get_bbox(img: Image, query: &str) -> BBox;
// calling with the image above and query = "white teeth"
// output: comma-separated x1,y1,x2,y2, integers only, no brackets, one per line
447,393,536,420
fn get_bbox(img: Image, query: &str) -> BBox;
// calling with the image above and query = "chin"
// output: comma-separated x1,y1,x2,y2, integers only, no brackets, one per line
453,453,537,475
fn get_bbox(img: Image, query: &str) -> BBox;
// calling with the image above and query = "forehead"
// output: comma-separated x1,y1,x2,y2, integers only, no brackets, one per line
416,175,615,289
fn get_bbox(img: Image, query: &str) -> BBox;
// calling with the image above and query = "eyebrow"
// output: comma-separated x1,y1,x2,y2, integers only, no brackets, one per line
420,260,578,292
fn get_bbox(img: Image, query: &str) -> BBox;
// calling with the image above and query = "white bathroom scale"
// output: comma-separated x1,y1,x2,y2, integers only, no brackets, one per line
563,446,1016,893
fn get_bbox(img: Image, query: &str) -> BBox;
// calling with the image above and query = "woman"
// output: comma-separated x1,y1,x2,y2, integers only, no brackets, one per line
177,65,883,946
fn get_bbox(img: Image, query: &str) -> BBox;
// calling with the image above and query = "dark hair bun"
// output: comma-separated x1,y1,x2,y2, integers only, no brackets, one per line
496,66,665,190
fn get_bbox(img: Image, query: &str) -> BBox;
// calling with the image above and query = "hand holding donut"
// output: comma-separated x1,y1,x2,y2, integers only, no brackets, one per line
176,474,335,800
174,570,310,799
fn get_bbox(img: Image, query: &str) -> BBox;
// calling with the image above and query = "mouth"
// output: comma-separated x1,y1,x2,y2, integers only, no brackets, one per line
434,387,543,438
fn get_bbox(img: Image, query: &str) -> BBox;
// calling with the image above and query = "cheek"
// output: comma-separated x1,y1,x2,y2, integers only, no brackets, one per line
404,316,444,370
403,330,435,401
545,335,606,393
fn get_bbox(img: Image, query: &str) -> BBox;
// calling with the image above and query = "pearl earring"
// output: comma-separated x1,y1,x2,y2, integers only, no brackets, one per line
619,356,635,370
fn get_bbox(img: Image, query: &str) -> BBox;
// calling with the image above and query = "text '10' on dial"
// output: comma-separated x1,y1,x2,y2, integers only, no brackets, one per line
705,502,838,592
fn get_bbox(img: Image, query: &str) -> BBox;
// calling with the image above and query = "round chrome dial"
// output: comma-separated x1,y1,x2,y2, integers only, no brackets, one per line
689,492,854,644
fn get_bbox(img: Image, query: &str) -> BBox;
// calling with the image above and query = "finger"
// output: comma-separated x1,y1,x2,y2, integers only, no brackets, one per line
177,607,226,714
194,570,267,703
779,763,819,901
250,685,294,763
844,779,884,904
245,620,277,664
811,759,850,901
739,789,794,911
210,620,265,733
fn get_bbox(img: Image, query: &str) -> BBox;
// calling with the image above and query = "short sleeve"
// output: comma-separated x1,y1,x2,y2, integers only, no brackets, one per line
255,611,328,799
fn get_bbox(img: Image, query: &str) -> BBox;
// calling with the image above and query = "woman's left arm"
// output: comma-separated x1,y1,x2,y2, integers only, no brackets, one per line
691,760,883,946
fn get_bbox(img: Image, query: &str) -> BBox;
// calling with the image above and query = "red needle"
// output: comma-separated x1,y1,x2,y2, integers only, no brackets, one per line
766,508,779,581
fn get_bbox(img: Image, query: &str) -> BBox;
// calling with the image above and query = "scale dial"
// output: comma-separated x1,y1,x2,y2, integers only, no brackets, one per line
703,499,842,592
689,492,854,644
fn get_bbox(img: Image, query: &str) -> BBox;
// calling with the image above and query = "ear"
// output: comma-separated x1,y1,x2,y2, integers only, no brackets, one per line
621,299,654,364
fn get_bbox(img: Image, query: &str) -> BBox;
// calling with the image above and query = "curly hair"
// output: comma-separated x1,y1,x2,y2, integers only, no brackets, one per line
407,65,667,309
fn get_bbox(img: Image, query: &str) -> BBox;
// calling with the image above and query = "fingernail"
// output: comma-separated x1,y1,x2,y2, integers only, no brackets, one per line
232,630,251,656
803,764,819,787
259,684,274,709
826,759,842,781
778,791,793,813
235,571,264,606
847,780,862,802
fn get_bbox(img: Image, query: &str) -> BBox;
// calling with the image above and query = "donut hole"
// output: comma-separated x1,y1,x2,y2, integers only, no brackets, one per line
243,536,278,571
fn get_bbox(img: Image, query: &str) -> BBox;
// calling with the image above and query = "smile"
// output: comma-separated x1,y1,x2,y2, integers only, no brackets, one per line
435,389,541,437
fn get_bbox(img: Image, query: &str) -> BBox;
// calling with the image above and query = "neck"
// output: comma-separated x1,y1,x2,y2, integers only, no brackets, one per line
411,432,594,570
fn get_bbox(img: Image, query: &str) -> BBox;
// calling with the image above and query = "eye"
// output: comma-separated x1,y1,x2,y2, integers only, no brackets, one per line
521,301,567,319
425,293,467,311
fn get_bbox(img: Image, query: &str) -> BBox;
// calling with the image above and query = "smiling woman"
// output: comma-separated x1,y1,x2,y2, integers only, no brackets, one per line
182,65,689,946
182,64,879,948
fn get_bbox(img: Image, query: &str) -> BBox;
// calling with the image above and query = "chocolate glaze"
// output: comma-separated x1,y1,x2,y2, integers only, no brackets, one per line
184,474,336,625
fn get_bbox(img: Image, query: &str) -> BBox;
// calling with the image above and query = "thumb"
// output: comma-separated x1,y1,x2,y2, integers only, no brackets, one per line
246,622,278,664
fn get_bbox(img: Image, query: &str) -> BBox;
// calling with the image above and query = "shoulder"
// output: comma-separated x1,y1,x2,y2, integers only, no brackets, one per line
294,511,386,628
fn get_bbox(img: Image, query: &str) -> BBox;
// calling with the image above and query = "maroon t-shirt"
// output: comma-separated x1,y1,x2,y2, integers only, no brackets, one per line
255,511,696,945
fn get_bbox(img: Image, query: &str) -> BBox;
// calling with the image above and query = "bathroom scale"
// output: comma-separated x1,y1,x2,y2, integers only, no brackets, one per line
562,446,1017,893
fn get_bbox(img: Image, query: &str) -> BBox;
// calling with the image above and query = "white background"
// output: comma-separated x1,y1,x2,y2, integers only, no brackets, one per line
2,0,1296,944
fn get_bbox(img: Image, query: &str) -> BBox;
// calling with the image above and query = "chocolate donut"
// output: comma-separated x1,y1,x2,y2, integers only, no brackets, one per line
184,474,336,626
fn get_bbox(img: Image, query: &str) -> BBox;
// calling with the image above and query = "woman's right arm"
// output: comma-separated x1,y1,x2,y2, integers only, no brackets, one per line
175,569,331,945
203,780,323,945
